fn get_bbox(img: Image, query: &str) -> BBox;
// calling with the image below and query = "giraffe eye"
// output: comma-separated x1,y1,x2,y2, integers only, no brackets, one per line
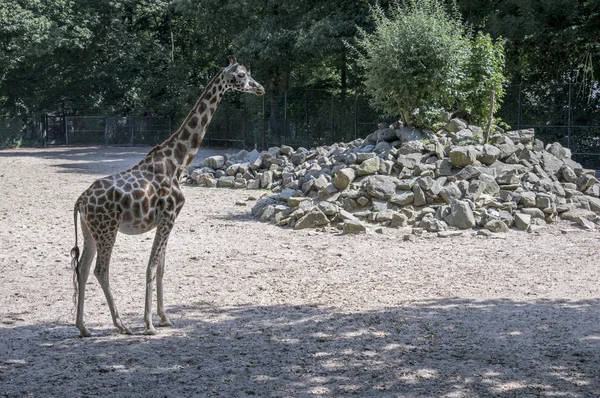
237,72,246,78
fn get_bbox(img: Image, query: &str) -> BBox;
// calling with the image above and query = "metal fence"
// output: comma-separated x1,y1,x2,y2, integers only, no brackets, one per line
2,82,599,168
204,89,381,150
42,115,172,146
498,83,600,168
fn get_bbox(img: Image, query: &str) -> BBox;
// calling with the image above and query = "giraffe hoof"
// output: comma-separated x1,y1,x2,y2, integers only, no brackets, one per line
159,320,173,327
79,329,92,338
120,327,133,335
145,328,158,336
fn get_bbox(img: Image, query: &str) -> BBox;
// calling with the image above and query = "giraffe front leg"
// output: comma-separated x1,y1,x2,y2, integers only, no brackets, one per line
144,223,172,335
157,250,173,327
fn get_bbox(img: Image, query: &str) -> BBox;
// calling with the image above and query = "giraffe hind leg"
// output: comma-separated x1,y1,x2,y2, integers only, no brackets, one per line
75,218,96,337
94,230,133,335
156,250,173,327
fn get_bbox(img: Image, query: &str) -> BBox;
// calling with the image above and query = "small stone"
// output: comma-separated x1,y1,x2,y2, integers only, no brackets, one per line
342,219,367,234
577,216,596,230
484,220,509,233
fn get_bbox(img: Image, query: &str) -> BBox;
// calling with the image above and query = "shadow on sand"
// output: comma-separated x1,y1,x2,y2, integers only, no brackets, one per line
1,299,599,397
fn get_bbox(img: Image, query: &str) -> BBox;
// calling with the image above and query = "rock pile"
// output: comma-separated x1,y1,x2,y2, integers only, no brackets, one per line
187,119,600,234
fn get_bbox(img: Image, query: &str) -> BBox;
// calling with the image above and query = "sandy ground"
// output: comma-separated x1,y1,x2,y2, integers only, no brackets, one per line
0,146,599,398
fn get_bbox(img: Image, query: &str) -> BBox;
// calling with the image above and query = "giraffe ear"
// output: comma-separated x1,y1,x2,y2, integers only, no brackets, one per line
227,56,237,66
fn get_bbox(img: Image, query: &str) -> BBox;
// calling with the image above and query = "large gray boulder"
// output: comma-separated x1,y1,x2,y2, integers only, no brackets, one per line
333,168,355,191
204,155,225,169
449,146,477,167
364,175,397,200
294,208,329,230
395,126,424,141
445,200,476,229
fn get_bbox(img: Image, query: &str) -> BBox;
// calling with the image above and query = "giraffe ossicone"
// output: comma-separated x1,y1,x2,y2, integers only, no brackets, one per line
70,58,264,337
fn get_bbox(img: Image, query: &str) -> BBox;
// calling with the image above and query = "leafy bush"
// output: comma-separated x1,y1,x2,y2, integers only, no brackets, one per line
352,0,506,129
461,32,506,127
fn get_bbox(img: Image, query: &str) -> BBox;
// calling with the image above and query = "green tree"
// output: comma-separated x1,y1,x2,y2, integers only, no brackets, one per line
461,32,506,129
352,0,471,127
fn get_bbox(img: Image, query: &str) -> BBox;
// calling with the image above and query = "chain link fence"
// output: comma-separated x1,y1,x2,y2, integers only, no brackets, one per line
42,115,172,146
498,83,600,169
1,83,599,168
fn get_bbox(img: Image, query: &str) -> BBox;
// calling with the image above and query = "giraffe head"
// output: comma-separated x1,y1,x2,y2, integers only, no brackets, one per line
223,56,265,96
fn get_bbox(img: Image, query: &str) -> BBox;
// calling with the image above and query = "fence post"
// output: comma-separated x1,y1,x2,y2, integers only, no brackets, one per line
283,90,287,146
567,82,572,150
104,117,108,145
262,94,266,150
130,117,134,145
330,93,334,145
65,115,69,145
306,91,311,148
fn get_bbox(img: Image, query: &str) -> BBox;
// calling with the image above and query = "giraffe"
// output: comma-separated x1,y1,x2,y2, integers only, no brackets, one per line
70,57,264,337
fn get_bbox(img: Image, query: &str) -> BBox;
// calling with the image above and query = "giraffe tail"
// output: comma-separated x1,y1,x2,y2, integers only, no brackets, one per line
70,200,81,307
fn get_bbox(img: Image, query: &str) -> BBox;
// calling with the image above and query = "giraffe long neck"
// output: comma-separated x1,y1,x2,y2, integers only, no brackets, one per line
142,70,229,178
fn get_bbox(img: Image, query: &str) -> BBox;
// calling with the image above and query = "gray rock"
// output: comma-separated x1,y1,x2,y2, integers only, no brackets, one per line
445,118,468,133
455,165,481,180
561,208,597,221
453,128,474,143
514,213,531,230
577,174,597,192
412,184,427,207
217,176,235,187
436,159,453,176
485,220,509,233
440,182,462,203
477,144,501,165
520,207,546,219
280,145,293,155
356,152,377,163
541,151,564,175
389,190,415,206
397,153,422,168
495,137,519,159
318,201,338,216
376,128,397,142
449,146,477,167
390,213,409,227
342,219,367,234
356,157,380,176
588,197,600,213
395,126,424,141
445,200,476,229
519,191,537,207
291,152,307,166
294,208,329,229
577,216,596,230
506,128,535,144
260,171,273,189
204,155,225,169
398,140,425,155
333,168,356,191
546,142,571,159
365,175,397,200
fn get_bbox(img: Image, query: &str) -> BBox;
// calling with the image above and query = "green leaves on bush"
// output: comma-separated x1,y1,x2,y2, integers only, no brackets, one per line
352,0,506,129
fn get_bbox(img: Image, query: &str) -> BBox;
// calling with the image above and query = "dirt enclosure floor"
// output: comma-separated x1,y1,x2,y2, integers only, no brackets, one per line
1,146,600,397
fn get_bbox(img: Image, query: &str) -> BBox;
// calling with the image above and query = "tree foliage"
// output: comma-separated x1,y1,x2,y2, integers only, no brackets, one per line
353,0,487,127
461,32,506,126
0,0,597,138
